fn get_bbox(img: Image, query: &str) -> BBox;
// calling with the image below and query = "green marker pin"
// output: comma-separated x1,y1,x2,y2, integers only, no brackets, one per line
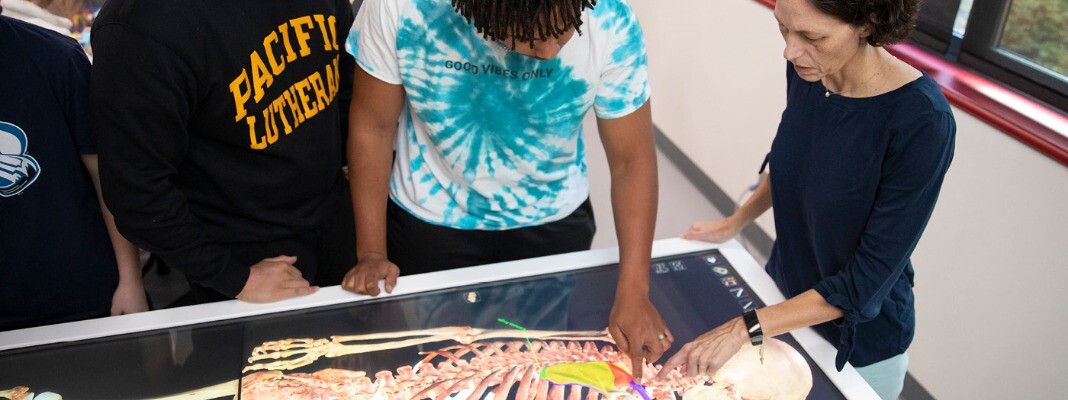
498,317,543,369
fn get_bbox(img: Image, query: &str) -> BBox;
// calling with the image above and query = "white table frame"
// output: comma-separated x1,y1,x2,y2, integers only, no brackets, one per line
0,238,878,399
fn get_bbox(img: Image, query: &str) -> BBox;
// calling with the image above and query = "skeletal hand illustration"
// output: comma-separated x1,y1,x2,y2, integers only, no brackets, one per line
243,326,610,372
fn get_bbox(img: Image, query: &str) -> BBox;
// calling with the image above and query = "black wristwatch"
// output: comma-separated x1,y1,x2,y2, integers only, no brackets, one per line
742,309,764,346
742,309,765,363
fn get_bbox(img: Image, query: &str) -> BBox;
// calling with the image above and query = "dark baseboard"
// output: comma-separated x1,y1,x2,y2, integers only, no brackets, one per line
901,373,937,400
651,126,774,262
651,125,936,400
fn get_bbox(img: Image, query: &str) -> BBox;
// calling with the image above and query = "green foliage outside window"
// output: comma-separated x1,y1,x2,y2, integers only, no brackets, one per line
999,0,1068,77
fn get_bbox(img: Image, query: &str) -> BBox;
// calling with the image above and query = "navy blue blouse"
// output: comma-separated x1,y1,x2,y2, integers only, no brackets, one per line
766,63,955,369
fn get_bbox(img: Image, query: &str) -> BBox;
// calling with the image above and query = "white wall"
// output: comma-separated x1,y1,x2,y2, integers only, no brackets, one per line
630,0,1068,398
583,115,723,250
631,0,784,236
906,111,1068,399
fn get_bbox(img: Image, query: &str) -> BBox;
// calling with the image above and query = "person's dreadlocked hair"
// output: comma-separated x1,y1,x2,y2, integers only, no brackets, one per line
452,0,597,49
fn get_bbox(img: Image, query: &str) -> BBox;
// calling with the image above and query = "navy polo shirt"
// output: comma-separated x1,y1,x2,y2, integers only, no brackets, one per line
766,63,955,369
0,16,118,330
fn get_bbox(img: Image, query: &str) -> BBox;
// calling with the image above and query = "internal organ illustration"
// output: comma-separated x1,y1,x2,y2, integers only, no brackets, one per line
540,361,651,399
238,327,813,400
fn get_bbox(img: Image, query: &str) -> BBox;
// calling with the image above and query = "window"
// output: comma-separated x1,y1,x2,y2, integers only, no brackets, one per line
998,0,1068,77
912,0,964,53
915,0,1068,113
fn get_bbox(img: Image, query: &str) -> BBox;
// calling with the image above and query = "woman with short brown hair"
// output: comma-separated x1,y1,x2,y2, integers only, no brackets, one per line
672,1,954,398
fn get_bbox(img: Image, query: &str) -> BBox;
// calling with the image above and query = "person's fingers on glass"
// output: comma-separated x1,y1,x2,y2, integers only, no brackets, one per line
704,340,737,377
687,342,707,377
628,337,645,383
697,345,717,376
656,342,691,379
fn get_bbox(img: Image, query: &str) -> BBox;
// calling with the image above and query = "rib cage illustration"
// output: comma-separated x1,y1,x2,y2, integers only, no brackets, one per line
3,326,811,400
241,326,708,399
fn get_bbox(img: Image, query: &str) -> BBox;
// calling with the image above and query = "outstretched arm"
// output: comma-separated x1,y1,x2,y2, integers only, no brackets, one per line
340,67,405,296
681,173,771,243
597,101,669,382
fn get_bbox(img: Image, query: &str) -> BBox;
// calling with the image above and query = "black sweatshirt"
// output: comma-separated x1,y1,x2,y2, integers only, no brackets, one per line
91,0,355,297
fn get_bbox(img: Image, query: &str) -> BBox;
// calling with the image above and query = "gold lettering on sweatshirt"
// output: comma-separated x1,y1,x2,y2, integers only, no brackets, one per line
228,14,344,150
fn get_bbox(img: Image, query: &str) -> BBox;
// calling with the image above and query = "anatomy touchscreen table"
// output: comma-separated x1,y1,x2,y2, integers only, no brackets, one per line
0,239,878,399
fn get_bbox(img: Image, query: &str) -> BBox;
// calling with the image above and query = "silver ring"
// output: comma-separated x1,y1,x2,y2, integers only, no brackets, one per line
658,333,668,340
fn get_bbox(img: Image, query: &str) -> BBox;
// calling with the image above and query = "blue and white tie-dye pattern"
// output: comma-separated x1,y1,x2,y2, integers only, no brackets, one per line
348,0,649,230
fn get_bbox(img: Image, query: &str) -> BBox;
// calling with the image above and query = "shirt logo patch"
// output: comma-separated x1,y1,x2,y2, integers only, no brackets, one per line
0,121,41,197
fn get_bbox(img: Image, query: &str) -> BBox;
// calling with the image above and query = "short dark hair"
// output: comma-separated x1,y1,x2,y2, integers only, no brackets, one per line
808,0,920,46
451,0,597,48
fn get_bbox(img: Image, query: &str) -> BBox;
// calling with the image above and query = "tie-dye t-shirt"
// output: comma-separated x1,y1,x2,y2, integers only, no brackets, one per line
347,0,649,230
